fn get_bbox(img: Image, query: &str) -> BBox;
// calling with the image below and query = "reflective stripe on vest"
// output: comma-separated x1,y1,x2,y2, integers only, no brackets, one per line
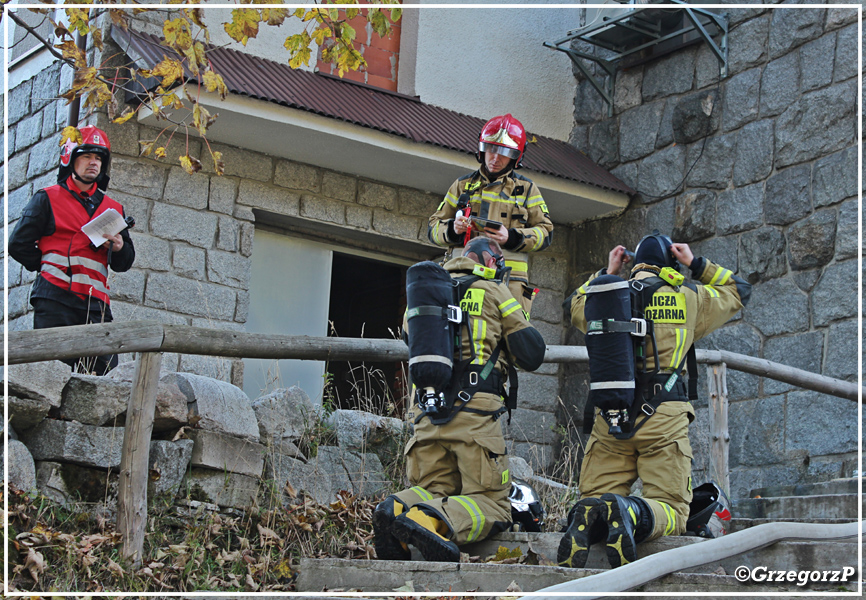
40,263,110,299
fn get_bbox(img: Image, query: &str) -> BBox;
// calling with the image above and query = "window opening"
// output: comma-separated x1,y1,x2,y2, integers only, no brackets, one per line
326,251,408,418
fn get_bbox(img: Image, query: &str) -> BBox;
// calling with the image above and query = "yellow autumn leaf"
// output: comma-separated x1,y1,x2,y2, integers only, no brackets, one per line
179,154,202,175
152,57,184,89
60,126,82,147
155,147,167,159
112,107,136,124
262,7,288,27
164,17,192,51
203,70,228,100
212,151,225,176
224,8,260,45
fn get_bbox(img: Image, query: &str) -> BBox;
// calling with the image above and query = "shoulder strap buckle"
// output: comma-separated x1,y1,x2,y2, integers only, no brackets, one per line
446,305,463,323
469,371,479,386
631,318,647,337
641,402,656,417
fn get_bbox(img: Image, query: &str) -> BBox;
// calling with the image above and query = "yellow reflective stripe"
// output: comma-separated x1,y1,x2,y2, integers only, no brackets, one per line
529,226,546,251
410,486,433,502
704,285,719,298
525,195,544,207
709,268,732,285
471,318,486,365
501,469,509,485
452,496,484,542
444,193,458,207
660,502,677,536
578,284,588,294
499,298,521,318
504,260,527,274
669,328,686,369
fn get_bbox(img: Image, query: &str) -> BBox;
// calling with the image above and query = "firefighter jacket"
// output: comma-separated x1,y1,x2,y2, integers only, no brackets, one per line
9,176,135,313
403,256,546,402
570,258,752,374
428,168,553,285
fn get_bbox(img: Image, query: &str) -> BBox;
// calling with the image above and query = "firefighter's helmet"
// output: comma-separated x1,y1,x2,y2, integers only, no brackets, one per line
59,125,112,190
634,229,676,268
477,114,527,167
509,478,545,532
686,482,732,539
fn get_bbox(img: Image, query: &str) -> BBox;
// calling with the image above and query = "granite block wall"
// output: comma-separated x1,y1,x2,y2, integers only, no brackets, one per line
563,5,860,498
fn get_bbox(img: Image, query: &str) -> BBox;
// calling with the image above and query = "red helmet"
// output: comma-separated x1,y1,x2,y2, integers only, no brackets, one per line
477,114,527,165
59,125,112,189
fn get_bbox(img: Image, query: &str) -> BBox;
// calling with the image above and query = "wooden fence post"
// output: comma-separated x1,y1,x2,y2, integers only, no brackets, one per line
707,363,730,499
117,351,162,567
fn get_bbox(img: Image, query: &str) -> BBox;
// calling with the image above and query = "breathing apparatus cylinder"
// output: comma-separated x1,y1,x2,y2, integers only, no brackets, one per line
406,261,460,415
584,274,637,435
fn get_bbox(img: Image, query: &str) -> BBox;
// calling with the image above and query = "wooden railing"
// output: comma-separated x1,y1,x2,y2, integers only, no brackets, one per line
7,321,862,565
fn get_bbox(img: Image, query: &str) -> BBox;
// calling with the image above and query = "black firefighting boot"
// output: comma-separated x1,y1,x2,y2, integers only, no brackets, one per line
601,493,654,568
556,496,607,568
391,506,460,562
372,496,411,561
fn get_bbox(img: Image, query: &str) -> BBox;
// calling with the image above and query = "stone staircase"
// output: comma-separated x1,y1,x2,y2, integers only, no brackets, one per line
295,478,862,596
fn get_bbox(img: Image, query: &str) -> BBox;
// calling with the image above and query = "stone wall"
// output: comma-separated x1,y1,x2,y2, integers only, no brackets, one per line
562,5,860,499
4,51,572,474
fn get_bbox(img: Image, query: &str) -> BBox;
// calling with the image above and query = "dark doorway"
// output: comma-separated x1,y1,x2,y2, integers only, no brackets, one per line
327,252,407,416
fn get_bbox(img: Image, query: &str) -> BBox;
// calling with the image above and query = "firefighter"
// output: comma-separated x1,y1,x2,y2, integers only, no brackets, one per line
560,233,751,569
428,114,553,316
9,126,135,374
374,237,546,562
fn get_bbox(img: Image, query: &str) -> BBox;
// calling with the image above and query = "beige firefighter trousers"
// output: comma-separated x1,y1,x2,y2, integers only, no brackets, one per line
393,393,512,546
579,401,695,541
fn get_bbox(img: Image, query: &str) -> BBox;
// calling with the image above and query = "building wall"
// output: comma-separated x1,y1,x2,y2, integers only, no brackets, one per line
400,1,579,141
4,59,571,475
561,6,860,499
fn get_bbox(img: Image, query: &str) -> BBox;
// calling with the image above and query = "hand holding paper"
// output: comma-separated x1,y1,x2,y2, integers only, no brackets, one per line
81,208,128,248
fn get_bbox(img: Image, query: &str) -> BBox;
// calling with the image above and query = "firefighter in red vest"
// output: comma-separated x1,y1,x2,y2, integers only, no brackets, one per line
428,114,553,317
9,125,135,374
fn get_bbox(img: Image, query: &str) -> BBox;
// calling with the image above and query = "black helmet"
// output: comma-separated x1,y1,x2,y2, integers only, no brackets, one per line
509,478,545,532
687,482,732,538
634,229,675,268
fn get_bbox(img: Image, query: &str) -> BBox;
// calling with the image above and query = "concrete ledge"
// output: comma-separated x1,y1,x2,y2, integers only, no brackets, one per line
295,558,803,595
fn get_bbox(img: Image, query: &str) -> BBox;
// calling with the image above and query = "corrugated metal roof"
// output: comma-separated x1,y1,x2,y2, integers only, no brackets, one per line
114,27,635,197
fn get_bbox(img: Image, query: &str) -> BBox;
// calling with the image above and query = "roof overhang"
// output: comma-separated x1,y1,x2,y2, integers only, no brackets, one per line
137,88,629,225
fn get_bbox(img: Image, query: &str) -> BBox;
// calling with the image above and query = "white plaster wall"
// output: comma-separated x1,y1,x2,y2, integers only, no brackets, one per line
400,0,581,141
204,4,314,72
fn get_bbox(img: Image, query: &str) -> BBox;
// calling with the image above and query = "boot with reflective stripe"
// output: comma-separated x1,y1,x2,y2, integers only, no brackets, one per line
391,506,460,562
372,496,411,561
601,493,654,568
556,497,607,568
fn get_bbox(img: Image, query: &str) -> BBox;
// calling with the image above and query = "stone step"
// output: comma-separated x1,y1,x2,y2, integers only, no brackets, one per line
458,530,860,574
730,517,858,532
460,531,704,571
749,477,860,498
295,557,849,596
733,493,862,520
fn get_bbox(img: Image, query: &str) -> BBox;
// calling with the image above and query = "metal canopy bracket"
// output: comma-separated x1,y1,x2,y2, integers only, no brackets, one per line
545,1,728,117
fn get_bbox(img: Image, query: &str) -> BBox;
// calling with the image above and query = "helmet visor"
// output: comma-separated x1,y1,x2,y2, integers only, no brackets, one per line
478,142,521,160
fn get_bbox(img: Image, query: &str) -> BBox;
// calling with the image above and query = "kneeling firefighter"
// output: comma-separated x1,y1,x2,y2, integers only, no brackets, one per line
374,237,546,562
559,232,751,569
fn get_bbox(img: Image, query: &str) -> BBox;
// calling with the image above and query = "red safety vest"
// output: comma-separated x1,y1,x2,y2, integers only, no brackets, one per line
38,179,124,305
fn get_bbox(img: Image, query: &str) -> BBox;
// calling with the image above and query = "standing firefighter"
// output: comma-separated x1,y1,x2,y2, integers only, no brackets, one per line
560,232,751,569
9,126,135,374
374,237,546,562
428,114,553,316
